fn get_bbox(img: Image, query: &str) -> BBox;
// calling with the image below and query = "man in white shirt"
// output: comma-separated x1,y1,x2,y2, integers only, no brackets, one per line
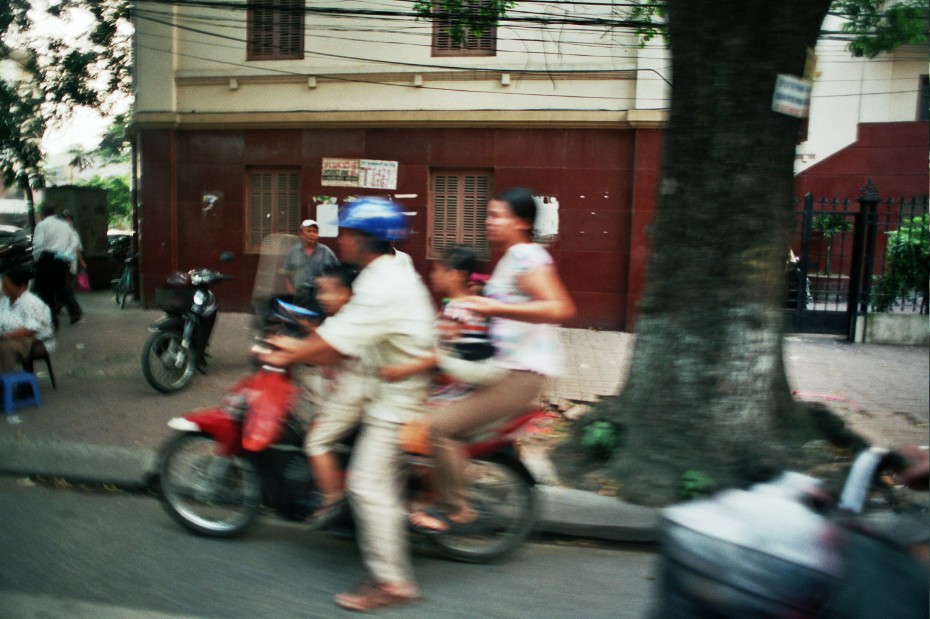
260,198,434,612
0,266,54,371
32,205,74,329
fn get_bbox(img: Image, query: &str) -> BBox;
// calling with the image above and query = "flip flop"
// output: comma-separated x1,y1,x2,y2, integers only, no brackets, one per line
408,507,480,535
305,496,347,530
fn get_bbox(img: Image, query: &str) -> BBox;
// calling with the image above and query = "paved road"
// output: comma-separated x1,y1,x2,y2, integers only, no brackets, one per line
0,476,660,619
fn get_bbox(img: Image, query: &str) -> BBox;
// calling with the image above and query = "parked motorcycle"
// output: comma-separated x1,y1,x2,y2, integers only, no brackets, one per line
156,298,541,563
650,446,929,618
141,252,234,393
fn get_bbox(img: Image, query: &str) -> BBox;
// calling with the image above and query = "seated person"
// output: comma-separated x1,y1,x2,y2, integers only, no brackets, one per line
302,264,362,526
0,266,55,372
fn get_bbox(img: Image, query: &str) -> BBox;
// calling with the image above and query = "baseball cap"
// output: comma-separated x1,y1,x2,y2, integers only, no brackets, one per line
300,219,318,229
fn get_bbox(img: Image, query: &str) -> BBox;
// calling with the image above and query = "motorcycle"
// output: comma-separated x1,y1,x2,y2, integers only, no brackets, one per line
650,446,929,618
141,252,234,393
156,297,542,563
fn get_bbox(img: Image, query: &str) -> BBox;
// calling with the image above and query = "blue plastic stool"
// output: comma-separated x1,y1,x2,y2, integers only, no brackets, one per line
0,370,42,415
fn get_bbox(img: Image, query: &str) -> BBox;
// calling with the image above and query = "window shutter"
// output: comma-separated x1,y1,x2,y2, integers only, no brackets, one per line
431,174,460,257
247,170,300,253
278,172,300,231
461,174,489,252
429,171,491,259
248,0,304,60
433,0,496,57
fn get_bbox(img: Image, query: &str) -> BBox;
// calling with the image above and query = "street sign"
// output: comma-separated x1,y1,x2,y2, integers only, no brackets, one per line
772,74,812,118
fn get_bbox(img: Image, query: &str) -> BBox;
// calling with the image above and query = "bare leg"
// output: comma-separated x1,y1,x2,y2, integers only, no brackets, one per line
415,371,545,531
309,451,344,504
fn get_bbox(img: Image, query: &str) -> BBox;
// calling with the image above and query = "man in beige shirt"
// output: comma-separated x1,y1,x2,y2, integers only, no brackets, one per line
261,198,434,612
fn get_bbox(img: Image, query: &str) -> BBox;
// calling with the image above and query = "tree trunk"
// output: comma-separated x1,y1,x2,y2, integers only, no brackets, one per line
598,0,834,505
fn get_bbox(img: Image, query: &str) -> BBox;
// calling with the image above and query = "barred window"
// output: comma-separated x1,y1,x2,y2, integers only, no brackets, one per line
433,0,496,57
247,0,304,60
429,171,492,259
246,169,300,253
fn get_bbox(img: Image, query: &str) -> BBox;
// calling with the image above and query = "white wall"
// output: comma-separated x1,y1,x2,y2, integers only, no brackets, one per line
133,0,661,118
795,15,926,172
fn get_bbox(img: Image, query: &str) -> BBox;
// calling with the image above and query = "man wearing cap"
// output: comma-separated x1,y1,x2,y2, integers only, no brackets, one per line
283,219,339,316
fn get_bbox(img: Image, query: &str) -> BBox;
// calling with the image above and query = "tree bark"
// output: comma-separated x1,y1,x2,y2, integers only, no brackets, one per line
597,0,835,505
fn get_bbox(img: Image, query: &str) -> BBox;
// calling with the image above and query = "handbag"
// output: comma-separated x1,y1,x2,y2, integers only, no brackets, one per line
76,270,91,292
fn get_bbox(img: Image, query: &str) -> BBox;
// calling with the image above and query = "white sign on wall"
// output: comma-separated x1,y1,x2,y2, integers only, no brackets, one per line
315,202,340,238
772,74,812,118
321,158,398,190
534,196,560,238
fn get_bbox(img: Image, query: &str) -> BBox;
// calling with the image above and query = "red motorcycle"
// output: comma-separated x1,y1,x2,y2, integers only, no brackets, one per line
156,299,543,563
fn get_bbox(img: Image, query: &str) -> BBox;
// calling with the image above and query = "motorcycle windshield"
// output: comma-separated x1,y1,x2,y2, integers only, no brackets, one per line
250,233,299,320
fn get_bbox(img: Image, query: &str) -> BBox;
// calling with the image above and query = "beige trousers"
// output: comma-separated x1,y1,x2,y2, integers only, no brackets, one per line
346,415,415,584
429,370,546,512
0,337,33,373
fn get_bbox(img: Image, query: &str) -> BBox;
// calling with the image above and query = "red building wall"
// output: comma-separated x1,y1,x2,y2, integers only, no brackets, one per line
136,126,662,331
790,121,928,278
795,121,929,199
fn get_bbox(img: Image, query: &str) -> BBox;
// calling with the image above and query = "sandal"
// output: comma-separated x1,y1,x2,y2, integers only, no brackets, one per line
305,496,347,530
334,581,420,612
408,507,479,535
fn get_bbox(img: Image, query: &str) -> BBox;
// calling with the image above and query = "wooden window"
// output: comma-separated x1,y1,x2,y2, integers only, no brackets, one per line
247,0,304,60
429,171,492,259
246,169,300,253
433,0,496,57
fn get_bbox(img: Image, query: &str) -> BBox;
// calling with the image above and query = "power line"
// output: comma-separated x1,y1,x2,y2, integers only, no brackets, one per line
134,9,675,87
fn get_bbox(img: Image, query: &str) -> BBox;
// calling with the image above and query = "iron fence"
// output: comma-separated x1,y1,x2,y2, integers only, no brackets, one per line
788,184,929,337
868,196,929,315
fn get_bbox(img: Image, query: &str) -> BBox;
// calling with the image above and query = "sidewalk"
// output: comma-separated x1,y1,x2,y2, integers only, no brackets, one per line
0,291,926,541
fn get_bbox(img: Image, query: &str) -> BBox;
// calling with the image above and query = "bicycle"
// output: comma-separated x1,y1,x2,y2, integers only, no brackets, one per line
113,253,137,309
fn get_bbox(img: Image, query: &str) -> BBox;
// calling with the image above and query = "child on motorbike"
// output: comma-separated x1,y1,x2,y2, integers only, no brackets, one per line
304,262,438,527
378,245,500,392
302,263,363,526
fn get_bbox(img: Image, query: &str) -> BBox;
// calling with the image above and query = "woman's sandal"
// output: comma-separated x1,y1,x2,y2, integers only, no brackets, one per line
305,496,347,529
408,507,479,535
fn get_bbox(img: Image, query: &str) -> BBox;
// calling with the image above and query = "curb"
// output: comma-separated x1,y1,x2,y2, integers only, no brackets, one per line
0,437,659,542
0,438,157,491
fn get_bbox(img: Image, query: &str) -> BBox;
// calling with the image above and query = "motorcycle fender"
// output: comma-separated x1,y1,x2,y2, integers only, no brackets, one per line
172,407,241,456
149,315,185,332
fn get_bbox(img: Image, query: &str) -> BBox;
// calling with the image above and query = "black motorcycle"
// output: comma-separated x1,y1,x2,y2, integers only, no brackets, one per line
141,252,234,393
651,447,929,618
0,225,34,274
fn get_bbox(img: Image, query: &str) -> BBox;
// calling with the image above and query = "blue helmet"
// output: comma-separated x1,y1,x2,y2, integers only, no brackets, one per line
338,197,409,241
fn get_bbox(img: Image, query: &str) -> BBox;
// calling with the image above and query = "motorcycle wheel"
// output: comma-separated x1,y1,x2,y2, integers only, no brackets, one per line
142,330,196,394
430,455,536,563
158,432,262,537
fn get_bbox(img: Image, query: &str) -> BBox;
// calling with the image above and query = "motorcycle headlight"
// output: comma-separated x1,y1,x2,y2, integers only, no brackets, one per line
193,290,207,307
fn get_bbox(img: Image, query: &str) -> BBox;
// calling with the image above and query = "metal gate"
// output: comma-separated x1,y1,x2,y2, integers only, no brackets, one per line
785,184,881,339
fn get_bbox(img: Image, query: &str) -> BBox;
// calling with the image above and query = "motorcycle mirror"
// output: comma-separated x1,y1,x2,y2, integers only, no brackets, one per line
219,251,235,263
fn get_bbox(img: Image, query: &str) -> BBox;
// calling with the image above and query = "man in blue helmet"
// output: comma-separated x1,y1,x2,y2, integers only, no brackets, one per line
260,197,434,612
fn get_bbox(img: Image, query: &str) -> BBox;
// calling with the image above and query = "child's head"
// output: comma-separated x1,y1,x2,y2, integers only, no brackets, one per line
316,264,357,315
431,245,477,296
